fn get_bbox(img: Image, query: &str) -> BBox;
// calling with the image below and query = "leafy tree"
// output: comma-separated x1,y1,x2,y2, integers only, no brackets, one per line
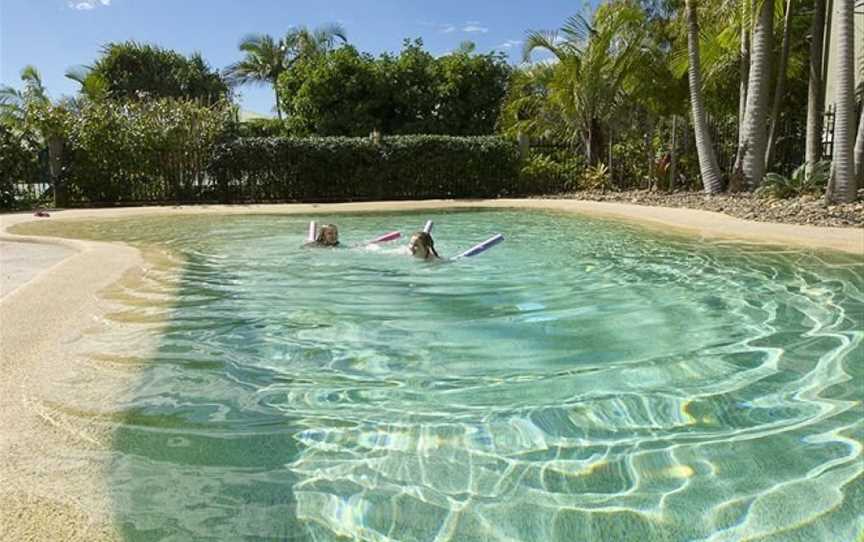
520,2,655,165
89,41,229,104
282,46,384,136
0,65,50,127
279,40,509,136
377,39,439,134
433,47,510,135
224,24,347,120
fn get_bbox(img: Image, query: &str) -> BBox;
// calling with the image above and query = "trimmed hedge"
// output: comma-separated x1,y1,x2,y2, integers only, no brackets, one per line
0,126,42,208
208,135,522,202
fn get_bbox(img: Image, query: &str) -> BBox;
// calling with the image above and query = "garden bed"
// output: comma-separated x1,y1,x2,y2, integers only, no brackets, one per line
551,190,864,228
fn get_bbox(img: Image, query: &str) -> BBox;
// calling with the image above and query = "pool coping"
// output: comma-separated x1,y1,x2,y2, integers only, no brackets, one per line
0,198,861,539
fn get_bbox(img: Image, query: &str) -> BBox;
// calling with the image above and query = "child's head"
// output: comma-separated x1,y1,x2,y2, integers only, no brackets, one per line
408,231,439,260
316,224,339,246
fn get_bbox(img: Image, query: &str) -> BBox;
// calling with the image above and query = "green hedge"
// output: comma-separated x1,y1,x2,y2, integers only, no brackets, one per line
62,98,231,204
208,135,523,202
0,126,42,208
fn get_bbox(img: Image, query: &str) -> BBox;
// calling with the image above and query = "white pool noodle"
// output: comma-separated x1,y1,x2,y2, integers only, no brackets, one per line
454,234,504,259
423,220,433,234
307,221,316,242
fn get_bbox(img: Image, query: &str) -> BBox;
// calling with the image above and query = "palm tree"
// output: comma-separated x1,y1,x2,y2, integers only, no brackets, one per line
685,0,724,193
0,65,50,126
804,0,826,178
855,106,864,190
764,0,795,168
224,24,346,120
64,65,109,103
736,0,773,189
827,0,856,202
522,3,650,165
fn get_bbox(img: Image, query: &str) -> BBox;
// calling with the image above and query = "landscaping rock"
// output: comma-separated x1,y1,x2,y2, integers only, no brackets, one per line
543,190,864,228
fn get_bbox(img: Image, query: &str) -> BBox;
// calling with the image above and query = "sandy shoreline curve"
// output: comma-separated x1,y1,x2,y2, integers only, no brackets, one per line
0,198,861,540
5,198,862,255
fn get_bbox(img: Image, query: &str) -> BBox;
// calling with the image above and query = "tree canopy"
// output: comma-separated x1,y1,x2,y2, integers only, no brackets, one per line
88,41,230,103
278,39,510,136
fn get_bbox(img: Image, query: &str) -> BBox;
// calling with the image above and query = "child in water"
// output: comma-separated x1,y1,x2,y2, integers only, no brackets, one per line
312,224,340,247
408,231,440,260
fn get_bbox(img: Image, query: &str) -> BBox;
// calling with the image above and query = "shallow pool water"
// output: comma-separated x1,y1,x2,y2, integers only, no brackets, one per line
18,210,864,541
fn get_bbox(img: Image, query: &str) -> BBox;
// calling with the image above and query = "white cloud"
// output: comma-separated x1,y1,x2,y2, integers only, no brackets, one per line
499,40,522,49
429,21,489,34
462,24,488,33
69,0,111,10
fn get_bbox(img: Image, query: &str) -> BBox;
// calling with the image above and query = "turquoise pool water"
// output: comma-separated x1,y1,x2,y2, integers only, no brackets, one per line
24,210,864,541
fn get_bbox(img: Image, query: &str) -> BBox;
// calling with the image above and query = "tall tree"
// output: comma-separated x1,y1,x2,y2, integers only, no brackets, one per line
804,0,826,177
91,42,229,104
0,65,50,126
855,106,864,190
685,0,724,193
764,0,795,168
827,0,856,202
224,24,346,120
522,3,651,165
739,0,751,142
736,0,774,189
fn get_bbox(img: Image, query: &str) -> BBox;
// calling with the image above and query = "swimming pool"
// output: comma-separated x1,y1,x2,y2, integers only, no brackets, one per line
17,209,864,541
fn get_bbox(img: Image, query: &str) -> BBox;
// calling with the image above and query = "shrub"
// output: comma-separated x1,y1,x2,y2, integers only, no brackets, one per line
208,135,522,202
518,153,582,193
0,126,41,208
63,98,233,203
580,163,613,191
755,161,831,199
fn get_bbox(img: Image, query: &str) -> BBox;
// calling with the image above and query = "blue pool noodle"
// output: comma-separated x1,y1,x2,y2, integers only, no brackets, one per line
455,234,504,259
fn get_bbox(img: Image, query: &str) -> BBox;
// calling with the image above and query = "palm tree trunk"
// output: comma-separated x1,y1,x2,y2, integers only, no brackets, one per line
765,0,794,169
739,0,774,189
669,114,678,192
827,0,856,203
855,106,864,192
805,0,826,178
274,85,283,121
686,0,724,194
738,0,751,141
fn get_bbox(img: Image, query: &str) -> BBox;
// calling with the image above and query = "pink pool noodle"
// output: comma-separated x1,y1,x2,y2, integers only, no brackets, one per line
455,234,504,259
423,220,433,234
307,221,316,242
366,231,401,244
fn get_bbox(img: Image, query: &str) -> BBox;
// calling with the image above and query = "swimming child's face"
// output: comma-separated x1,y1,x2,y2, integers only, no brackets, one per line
408,234,430,259
320,226,339,246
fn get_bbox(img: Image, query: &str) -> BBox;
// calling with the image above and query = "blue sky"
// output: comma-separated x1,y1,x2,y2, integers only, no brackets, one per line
1,0,592,116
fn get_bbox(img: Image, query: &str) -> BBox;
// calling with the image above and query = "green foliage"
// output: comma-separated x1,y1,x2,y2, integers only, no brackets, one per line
209,135,522,201
505,1,668,164
0,125,41,208
224,24,347,119
580,163,613,191
233,118,289,138
278,40,510,136
63,98,233,203
518,153,582,193
0,65,51,128
90,42,229,103
755,161,831,199
283,47,385,136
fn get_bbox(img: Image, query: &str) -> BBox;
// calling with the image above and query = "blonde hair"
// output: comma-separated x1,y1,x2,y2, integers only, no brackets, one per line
410,231,439,259
316,224,339,246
